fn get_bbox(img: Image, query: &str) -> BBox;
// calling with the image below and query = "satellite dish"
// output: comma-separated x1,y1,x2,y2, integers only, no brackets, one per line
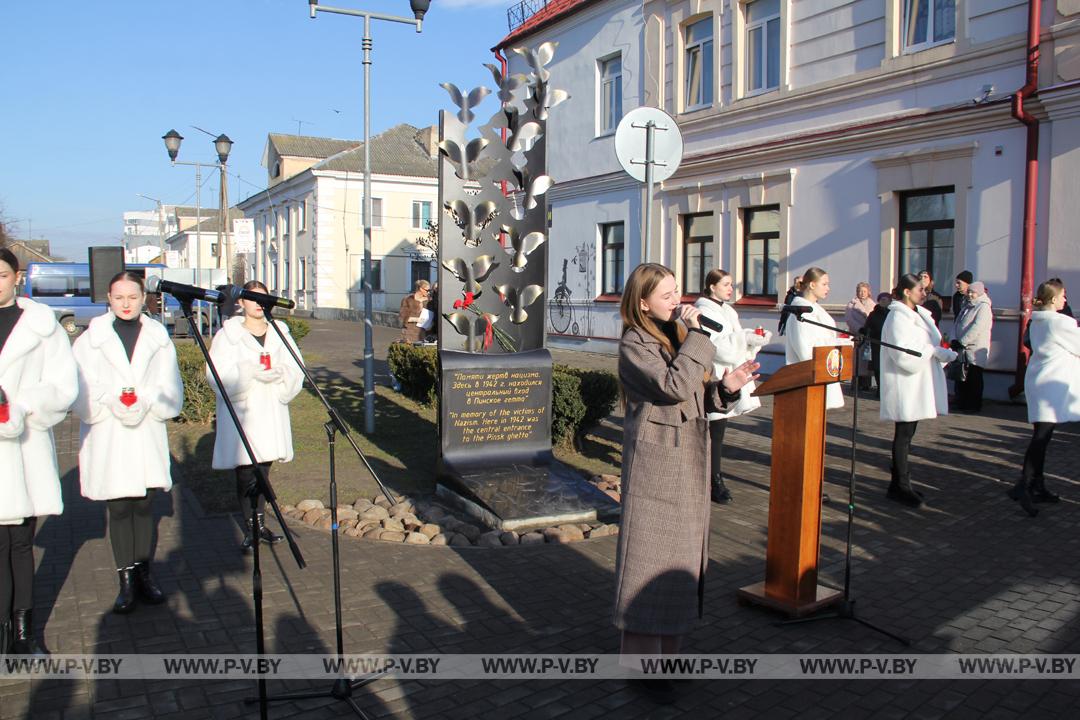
614,106,683,183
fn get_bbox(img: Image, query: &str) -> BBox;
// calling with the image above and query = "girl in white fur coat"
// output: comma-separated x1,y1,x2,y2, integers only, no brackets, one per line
1010,280,1080,514
878,274,956,509
785,267,849,411
73,271,183,614
0,248,78,655
208,281,304,552
694,269,770,503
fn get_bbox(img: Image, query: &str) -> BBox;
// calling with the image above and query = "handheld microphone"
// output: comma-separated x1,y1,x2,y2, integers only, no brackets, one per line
783,305,814,316
227,285,296,310
146,276,225,305
697,316,724,334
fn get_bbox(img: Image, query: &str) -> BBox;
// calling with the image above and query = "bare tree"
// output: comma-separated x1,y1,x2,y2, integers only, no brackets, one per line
0,207,12,249
415,220,438,257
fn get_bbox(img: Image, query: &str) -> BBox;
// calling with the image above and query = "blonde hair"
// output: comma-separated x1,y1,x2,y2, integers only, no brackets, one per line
621,263,684,357
1033,279,1065,310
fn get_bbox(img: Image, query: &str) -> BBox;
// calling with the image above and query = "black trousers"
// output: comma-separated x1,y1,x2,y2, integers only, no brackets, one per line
236,463,273,517
708,419,727,482
956,364,984,411
107,492,155,570
891,421,919,489
1022,422,1056,483
0,518,36,619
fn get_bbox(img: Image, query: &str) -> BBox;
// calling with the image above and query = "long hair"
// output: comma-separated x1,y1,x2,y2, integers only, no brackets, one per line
702,269,730,297
1034,279,1065,310
620,263,684,357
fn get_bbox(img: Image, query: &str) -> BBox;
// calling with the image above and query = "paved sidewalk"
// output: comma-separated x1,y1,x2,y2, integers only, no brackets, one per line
3,320,1080,719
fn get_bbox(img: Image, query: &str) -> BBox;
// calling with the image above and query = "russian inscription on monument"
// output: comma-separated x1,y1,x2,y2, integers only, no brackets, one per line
445,367,549,446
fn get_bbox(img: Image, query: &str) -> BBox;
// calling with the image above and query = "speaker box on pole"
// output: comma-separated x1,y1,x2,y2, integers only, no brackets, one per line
89,247,125,304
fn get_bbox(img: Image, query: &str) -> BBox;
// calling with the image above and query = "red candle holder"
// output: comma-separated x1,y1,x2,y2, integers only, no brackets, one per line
754,326,766,337
0,386,9,424
120,387,138,407
260,352,272,370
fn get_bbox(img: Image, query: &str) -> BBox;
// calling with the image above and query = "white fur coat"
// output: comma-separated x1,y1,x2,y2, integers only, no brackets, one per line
879,301,952,422
693,297,766,420
784,296,847,410
1025,311,1080,423
72,312,183,500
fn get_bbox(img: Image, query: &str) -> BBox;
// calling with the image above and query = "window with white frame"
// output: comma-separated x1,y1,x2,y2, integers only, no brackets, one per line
743,205,781,297
746,0,781,94
600,222,625,295
283,206,291,238
412,200,432,229
270,210,278,240
299,257,307,291
599,54,623,133
681,213,714,295
270,259,278,292
902,0,955,51
361,198,383,228
297,200,306,232
684,17,714,109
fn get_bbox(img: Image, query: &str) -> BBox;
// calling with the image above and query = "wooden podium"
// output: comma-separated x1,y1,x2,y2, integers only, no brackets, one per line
737,344,853,617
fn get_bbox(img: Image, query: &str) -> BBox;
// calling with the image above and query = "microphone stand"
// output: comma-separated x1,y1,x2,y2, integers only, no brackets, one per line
246,303,396,719
778,311,919,646
176,299,306,720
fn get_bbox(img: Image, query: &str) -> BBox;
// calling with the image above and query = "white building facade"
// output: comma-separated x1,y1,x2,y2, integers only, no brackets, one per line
497,0,1080,399
237,127,440,317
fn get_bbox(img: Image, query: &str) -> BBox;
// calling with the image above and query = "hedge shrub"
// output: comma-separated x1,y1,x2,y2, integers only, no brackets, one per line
386,343,618,445
174,341,216,424
280,316,310,345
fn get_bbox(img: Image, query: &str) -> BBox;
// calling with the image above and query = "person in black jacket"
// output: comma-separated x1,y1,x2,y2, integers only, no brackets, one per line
918,270,945,328
952,270,973,316
862,292,893,396
777,279,802,336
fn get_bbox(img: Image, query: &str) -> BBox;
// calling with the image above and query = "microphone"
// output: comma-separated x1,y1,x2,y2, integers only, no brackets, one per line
783,305,814,316
697,316,724,334
226,285,296,310
146,276,224,305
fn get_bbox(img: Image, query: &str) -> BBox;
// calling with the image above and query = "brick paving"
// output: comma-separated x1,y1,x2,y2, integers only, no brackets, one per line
2,319,1080,719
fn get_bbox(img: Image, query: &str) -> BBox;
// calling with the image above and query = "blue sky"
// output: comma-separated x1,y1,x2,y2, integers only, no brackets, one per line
0,0,516,260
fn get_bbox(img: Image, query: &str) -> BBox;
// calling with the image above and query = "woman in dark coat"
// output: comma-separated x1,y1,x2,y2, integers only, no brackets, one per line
863,292,893,395
615,263,757,702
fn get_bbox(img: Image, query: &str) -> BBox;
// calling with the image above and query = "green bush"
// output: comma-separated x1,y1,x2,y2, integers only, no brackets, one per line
554,364,619,435
387,342,439,406
281,316,310,345
385,344,619,446
551,369,585,447
174,341,216,424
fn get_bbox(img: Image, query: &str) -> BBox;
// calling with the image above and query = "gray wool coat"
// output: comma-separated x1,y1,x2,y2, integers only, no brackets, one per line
614,325,737,635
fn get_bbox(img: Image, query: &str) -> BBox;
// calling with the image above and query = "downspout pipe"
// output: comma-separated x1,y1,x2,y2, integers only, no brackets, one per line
1008,0,1041,398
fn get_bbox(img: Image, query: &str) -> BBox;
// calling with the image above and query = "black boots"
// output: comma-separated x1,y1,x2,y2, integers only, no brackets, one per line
113,567,137,614
257,514,283,544
133,562,165,605
710,475,733,504
12,609,47,656
0,620,11,657
241,514,282,552
1031,475,1060,504
1007,477,1039,517
886,466,923,508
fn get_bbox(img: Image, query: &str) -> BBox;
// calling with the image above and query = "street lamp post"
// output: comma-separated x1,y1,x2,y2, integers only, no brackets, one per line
308,0,430,436
162,129,233,334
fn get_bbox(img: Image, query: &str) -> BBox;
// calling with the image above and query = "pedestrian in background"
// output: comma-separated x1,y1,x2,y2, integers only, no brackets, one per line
952,280,993,412
952,270,973,315
777,278,802,336
399,279,431,344
73,271,183,614
879,273,956,508
0,248,77,655
1012,280,1080,516
918,270,945,328
845,282,876,392
863,292,893,395
615,263,757,704
695,269,770,504
785,267,847,410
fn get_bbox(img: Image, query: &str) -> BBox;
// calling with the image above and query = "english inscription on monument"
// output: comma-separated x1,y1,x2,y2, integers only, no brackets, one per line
444,367,549,447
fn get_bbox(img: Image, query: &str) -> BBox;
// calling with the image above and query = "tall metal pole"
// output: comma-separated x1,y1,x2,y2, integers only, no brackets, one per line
195,162,204,334
362,14,375,435
220,162,231,281
643,121,655,262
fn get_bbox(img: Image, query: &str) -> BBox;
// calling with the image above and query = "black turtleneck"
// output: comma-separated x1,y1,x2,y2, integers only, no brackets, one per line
0,303,23,354
113,315,142,361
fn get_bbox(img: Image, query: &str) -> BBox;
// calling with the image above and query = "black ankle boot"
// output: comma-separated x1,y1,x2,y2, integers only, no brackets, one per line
256,513,283,544
240,519,254,553
1007,480,1039,517
11,609,47,656
886,480,923,508
113,567,137,614
133,562,165,605
0,620,12,657
1031,475,1060,504
710,476,733,504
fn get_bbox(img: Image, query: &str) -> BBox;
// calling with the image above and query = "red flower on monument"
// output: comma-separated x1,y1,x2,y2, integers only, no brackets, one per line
452,291,476,310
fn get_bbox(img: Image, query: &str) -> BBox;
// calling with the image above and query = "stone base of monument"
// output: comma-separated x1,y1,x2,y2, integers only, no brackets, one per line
436,460,621,533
